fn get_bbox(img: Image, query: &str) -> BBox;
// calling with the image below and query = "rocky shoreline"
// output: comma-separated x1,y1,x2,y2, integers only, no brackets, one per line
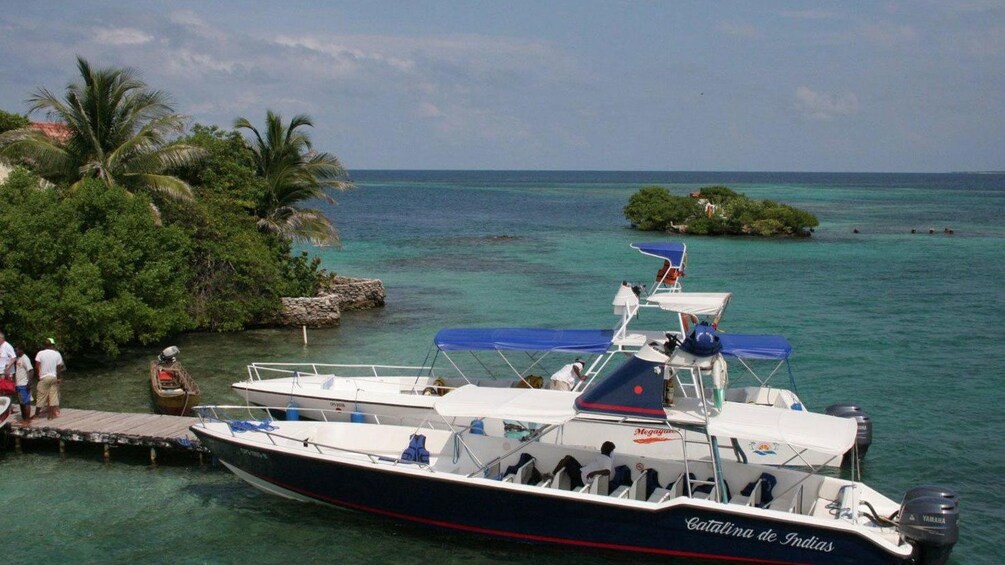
275,276,386,328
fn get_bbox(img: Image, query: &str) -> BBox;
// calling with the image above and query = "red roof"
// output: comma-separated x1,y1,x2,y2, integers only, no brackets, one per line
30,122,72,142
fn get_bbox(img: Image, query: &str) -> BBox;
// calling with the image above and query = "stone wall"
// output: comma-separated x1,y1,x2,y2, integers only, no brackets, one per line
323,276,386,311
275,276,385,328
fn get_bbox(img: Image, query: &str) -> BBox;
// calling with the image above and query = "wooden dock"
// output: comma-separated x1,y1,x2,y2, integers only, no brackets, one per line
3,408,208,462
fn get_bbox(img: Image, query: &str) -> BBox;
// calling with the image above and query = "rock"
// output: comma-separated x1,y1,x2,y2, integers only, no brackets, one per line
274,277,386,328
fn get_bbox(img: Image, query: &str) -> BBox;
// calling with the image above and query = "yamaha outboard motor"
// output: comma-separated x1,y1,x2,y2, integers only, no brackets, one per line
898,486,959,565
158,345,180,365
825,403,872,465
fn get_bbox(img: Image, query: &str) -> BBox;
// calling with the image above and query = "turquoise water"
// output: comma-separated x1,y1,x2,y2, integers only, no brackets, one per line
2,171,1002,564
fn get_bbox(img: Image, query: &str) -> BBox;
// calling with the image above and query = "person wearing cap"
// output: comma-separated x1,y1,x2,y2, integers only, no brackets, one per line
34,337,65,419
549,358,586,391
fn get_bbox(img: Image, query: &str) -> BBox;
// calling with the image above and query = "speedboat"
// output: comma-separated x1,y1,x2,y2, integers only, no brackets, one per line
233,293,849,467
196,345,959,564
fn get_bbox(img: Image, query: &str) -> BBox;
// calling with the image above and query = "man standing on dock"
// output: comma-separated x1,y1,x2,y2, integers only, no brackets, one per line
0,332,14,380
34,338,64,420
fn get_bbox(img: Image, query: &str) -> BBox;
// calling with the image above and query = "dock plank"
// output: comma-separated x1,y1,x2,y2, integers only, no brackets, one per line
5,408,206,453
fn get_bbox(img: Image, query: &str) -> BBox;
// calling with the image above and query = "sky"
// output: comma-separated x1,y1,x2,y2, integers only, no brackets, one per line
0,1,1003,172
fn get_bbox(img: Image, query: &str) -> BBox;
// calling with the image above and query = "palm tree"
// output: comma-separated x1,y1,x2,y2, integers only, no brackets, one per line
234,110,353,246
0,56,203,200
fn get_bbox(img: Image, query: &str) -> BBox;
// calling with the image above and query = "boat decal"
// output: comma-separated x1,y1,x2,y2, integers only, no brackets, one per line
750,442,778,456
575,399,666,417
685,517,834,553
633,428,677,444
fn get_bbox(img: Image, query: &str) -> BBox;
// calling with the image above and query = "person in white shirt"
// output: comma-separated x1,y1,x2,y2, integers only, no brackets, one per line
34,337,65,420
14,346,34,423
548,441,615,489
549,358,585,391
0,332,15,379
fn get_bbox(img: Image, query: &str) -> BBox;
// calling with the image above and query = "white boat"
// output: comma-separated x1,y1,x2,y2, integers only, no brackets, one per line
198,344,959,565
234,292,844,467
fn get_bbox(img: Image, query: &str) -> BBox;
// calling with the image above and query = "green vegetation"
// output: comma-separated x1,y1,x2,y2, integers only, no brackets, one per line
0,56,204,202
0,109,29,134
624,185,818,237
0,58,347,357
235,111,353,246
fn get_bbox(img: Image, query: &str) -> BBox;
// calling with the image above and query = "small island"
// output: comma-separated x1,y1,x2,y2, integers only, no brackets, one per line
624,185,818,237
0,57,383,358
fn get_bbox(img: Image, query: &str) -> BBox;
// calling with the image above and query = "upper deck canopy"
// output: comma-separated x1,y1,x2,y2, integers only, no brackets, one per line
631,242,687,267
719,334,793,360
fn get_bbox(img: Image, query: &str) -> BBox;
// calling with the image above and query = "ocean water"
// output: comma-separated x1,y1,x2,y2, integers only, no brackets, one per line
2,171,1002,564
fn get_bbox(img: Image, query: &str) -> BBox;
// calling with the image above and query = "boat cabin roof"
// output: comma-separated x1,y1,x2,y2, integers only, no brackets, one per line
645,292,732,317
433,327,614,354
719,333,792,360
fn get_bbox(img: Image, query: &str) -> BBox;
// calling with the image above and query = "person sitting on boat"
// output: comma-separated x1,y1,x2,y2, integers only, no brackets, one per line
656,259,682,284
549,358,585,391
548,441,616,489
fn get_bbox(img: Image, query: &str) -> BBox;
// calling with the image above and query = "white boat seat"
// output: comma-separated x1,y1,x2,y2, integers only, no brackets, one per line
514,457,537,485
729,479,760,506
692,485,718,501
769,492,801,513
628,469,650,501
483,461,501,480
579,475,609,495
647,487,671,503
610,485,630,499
550,468,570,490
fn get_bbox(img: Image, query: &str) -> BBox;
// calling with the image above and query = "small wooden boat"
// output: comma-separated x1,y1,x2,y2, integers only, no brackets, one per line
150,347,201,416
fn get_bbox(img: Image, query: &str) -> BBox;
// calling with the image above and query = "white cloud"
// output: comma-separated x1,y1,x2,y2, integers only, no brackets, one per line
169,10,227,41
166,48,237,74
94,27,153,45
416,102,443,118
794,86,859,120
272,35,416,74
779,9,838,20
860,23,918,48
717,22,762,40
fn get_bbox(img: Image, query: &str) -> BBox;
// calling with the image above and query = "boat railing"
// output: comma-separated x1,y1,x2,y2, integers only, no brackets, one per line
247,362,430,381
197,404,445,429
194,404,445,471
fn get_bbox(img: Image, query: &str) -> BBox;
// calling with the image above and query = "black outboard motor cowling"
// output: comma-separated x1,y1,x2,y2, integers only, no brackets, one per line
898,486,959,565
158,345,180,365
825,403,873,465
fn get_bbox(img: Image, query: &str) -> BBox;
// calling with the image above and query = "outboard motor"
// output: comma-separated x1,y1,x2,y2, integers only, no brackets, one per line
825,403,872,465
158,345,180,365
898,486,959,565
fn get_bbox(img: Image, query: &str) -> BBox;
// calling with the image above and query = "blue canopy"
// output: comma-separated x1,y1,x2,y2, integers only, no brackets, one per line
718,334,792,360
575,356,667,420
631,242,687,268
433,328,615,354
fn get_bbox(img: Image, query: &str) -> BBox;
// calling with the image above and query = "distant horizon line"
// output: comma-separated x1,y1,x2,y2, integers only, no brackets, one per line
349,168,1005,175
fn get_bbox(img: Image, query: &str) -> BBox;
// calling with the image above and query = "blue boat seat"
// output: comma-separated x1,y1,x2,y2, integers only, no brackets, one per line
502,453,538,484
